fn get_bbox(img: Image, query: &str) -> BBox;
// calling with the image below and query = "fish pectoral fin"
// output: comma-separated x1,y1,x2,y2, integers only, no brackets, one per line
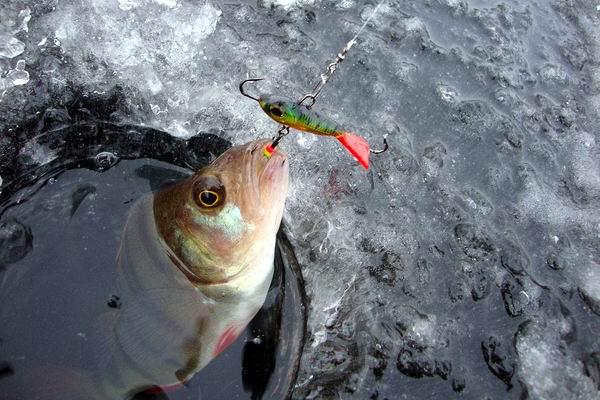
337,132,370,170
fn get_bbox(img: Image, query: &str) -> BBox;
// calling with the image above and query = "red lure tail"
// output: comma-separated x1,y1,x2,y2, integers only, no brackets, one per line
337,132,370,170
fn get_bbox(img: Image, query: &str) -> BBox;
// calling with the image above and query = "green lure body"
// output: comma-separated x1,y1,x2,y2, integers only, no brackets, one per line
258,97,343,137
239,75,386,169
244,89,371,169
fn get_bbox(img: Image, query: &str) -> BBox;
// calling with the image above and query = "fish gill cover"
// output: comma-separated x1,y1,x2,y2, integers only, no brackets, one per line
1,0,600,399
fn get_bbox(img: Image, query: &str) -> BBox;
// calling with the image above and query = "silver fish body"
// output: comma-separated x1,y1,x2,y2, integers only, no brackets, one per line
93,139,289,398
95,194,275,398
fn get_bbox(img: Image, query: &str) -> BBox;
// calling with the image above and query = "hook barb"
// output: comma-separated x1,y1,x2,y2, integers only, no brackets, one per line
370,136,388,154
239,78,264,102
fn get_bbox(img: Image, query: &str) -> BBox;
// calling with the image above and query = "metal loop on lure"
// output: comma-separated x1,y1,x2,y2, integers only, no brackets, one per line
298,94,316,108
298,61,340,109
277,125,290,137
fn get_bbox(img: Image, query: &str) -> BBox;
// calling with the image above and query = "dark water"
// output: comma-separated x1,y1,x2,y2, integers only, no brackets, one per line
0,125,306,399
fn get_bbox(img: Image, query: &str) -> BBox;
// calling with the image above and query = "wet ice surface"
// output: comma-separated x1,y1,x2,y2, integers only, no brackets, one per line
1,0,600,399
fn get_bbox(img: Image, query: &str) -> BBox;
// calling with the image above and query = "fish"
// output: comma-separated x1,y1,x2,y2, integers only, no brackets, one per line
4,139,289,399
257,97,371,170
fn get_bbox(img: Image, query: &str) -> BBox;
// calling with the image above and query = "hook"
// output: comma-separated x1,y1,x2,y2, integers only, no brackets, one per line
239,78,264,102
370,136,388,154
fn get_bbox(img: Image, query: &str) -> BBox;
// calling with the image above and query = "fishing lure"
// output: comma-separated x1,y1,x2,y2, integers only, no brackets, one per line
240,78,379,170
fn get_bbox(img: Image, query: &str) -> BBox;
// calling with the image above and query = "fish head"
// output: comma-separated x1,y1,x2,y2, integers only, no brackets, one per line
154,139,289,284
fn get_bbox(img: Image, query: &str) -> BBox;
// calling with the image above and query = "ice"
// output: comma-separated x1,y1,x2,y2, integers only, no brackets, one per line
6,60,29,86
0,6,31,59
0,36,25,59
153,0,179,8
538,63,568,85
16,8,31,32
2,0,600,398
259,0,315,9
163,4,222,40
519,130,600,233
18,140,58,166
46,0,221,86
516,318,598,400
567,133,600,201
436,83,458,103
259,0,362,11
0,59,30,98
117,0,139,11
335,0,355,10
580,261,600,315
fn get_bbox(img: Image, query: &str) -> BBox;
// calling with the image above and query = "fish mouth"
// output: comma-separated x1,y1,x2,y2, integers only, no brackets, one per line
245,140,287,169
259,143,287,178
244,140,288,199
267,146,288,166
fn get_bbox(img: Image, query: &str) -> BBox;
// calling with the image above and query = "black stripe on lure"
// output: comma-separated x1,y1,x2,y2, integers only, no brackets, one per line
240,78,387,170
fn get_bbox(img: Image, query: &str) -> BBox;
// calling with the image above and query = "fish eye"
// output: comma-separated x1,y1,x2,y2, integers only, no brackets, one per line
198,190,220,208
193,176,225,209
270,106,283,117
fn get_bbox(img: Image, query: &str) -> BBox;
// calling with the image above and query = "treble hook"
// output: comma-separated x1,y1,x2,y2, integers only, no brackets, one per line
239,78,264,102
370,136,389,154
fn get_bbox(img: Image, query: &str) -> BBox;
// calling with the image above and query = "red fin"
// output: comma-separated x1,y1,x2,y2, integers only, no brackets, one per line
213,326,240,357
337,132,370,170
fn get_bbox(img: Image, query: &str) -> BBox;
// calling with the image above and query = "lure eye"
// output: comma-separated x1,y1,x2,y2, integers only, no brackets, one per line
270,106,284,117
198,190,220,208
193,176,225,209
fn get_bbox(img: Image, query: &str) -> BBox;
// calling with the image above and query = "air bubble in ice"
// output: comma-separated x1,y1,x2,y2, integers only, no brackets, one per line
94,152,118,171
